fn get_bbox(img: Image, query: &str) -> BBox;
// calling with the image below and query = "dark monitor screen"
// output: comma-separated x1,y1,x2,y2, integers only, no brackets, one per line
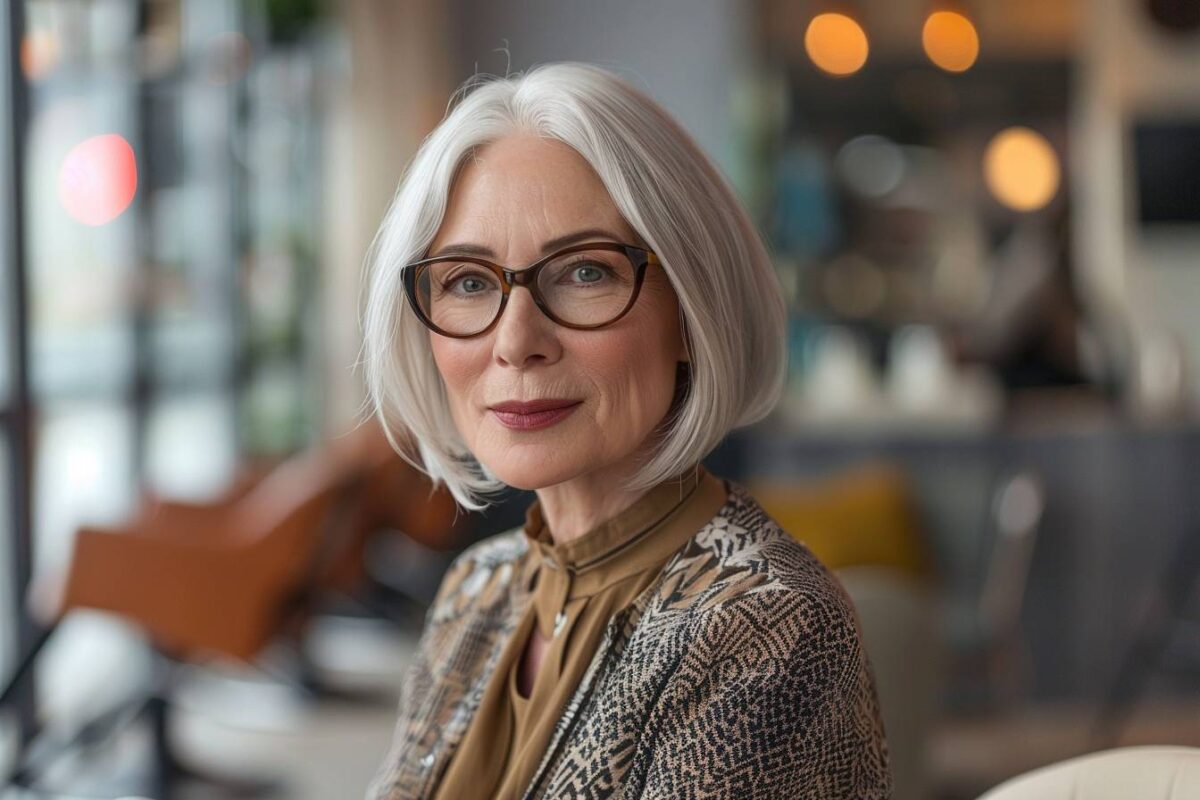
1133,121,1200,224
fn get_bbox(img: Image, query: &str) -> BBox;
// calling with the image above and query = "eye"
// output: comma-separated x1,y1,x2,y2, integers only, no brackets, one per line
554,261,612,286
441,268,498,295
456,276,487,293
572,264,607,283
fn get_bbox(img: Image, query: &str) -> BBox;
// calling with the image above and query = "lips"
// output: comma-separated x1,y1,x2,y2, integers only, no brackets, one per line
489,399,582,414
490,399,582,432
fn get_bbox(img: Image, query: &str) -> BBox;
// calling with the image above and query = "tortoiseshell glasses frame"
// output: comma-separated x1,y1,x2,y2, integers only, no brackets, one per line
400,241,659,339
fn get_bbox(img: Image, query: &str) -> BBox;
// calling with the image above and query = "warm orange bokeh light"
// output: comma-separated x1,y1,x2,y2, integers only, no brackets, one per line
922,11,980,73
58,134,138,226
20,30,59,80
983,127,1060,212
805,13,869,77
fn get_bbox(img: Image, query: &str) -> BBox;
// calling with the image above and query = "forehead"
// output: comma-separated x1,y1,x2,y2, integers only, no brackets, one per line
431,135,636,251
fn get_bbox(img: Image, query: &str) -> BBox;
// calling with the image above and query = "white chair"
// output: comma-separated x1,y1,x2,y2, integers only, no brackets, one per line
977,745,1200,799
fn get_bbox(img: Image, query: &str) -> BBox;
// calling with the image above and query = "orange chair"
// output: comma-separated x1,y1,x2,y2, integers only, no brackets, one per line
29,420,461,661
2,420,464,794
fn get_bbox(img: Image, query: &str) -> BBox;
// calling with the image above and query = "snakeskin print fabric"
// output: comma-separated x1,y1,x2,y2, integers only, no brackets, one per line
366,480,893,799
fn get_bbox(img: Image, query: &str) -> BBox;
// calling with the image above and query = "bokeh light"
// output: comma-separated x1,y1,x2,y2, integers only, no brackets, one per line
58,134,138,226
983,127,1060,212
922,11,980,73
20,30,59,80
836,135,906,199
805,13,869,77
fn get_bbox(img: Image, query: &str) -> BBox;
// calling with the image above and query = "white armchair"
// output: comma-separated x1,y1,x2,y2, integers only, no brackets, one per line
977,746,1200,799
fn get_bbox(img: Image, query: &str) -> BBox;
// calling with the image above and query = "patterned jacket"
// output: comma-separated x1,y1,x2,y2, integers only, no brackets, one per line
367,480,893,799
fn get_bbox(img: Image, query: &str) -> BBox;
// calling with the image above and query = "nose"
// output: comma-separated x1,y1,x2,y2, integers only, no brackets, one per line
491,285,561,369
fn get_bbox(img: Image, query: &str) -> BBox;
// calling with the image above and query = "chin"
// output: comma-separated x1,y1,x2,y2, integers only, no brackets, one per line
481,456,581,492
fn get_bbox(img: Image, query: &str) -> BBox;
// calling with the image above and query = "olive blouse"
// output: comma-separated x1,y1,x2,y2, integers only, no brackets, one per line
430,463,729,800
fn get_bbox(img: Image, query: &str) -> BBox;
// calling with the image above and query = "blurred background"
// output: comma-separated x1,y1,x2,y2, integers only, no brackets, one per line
0,0,1198,798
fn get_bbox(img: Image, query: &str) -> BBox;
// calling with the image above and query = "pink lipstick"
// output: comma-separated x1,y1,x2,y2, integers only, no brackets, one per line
490,399,582,431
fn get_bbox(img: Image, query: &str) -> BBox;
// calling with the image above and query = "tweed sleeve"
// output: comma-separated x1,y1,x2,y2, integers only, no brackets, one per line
364,551,477,800
636,586,893,800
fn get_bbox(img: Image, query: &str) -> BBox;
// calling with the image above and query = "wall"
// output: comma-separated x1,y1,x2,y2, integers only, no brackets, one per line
1073,0,1200,404
320,1,453,434
448,0,747,176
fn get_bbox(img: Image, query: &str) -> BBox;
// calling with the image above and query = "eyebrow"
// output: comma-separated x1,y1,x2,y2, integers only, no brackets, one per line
427,227,625,260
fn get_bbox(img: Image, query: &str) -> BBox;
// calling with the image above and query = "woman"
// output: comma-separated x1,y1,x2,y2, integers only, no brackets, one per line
362,62,892,799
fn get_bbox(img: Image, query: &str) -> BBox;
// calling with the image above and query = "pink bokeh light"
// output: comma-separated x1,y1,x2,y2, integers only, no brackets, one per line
57,134,138,226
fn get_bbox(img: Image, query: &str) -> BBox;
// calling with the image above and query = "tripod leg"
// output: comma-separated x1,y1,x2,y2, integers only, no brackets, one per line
1,619,59,785
5,690,149,788
0,620,57,709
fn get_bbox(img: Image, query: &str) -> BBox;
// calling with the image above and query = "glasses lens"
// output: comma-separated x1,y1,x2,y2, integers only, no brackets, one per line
416,261,503,336
537,248,637,326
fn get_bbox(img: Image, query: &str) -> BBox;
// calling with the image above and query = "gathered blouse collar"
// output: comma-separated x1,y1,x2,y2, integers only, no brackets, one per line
519,464,725,622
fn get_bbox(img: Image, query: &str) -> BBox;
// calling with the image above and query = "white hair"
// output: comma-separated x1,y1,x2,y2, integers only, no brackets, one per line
359,62,787,512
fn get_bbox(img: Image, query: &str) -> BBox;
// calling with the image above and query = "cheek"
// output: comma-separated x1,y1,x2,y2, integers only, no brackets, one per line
429,338,482,411
585,329,679,422
633,297,687,415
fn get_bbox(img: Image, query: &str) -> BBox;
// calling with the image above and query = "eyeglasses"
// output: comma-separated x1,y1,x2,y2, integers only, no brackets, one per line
400,241,658,339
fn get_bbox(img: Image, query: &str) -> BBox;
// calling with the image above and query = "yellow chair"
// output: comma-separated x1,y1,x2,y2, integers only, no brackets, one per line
748,461,933,579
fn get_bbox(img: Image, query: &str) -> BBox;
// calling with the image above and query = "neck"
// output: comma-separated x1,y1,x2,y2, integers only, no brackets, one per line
534,462,650,546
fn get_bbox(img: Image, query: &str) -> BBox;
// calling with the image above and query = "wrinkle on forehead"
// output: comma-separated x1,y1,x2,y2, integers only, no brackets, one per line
429,135,638,262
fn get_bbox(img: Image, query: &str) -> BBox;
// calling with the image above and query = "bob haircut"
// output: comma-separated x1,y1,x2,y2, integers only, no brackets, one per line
360,62,787,512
